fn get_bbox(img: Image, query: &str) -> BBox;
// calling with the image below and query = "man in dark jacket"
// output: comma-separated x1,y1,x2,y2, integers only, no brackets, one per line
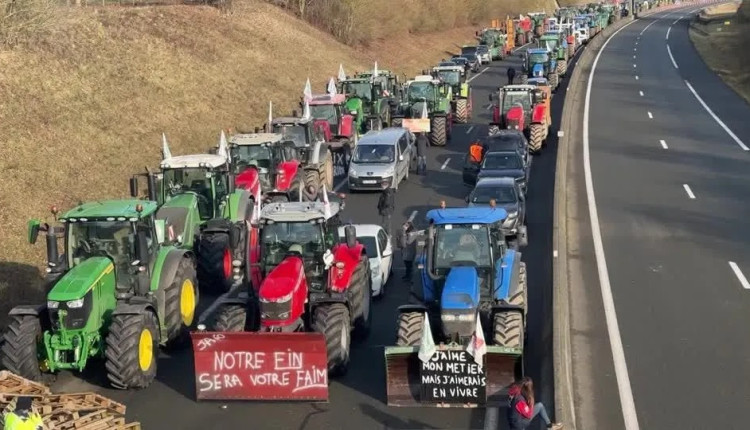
397,221,419,283
377,182,395,236
416,132,428,175
507,66,516,85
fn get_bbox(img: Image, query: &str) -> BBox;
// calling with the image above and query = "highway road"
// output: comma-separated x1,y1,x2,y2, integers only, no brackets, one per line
569,3,750,430
49,41,573,429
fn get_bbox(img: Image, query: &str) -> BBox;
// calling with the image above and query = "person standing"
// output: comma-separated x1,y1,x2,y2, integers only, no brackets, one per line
397,221,419,283
377,182,395,236
507,377,563,430
416,132,429,175
507,66,517,85
3,396,46,430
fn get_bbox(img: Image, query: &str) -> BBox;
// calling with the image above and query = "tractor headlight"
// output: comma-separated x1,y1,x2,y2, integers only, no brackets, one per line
67,298,85,309
441,313,477,322
47,301,59,310
260,291,293,303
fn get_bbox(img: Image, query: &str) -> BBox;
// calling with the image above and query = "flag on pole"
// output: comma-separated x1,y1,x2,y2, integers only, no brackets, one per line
327,77,337,96
302,100,311,120
161,133,172,159
322,184,332,218
304,77,313,103
338,64,347,82
267,101,273,132
418,313,437,363
217,130,229,160
465,314,487,367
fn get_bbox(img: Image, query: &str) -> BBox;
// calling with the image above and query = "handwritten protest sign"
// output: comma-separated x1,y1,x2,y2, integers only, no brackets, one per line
191,332,329,401
420,350,486,405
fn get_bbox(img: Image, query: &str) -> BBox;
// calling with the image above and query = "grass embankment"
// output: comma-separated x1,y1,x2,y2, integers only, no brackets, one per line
0,0,555,326
690,0,750,104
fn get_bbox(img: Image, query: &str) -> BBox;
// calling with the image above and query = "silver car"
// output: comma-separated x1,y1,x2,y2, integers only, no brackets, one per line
347,128,415,191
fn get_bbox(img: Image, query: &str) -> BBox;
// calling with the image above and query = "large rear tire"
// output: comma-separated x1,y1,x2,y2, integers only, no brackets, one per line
549,72,559,91
164,257,198,347
396,312,424,346
455,99,469,124
312,304,351,377
0,314,43,382
349,254,372,339
492,311,524,349
303,169,322,199
529,123,544,153
508,262,528,316
197,232,232,295
105,311,160,390
391,117,403,128
213,304,247,332
556,59,567,77
520,74,529,85
322,151,334,190
429,116,447,147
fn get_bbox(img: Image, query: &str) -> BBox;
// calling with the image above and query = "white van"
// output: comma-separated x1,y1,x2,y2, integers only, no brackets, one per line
576,28,589,45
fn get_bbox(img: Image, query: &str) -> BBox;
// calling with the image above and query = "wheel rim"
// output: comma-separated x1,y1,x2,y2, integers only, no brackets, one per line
223,248,232,280
180,279,196,326
138,328,154,372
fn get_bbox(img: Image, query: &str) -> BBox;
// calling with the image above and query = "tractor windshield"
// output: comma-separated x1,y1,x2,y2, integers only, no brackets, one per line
529,52,549,63
310,104,338,125
470,184,518,205
436,71,461,85
260,221,325,267
501,91,532,113
351,144,395,164
543,39,558,51
163,167,225,219
230,145,273,171
273,124,308,147
482,151,523,170
434,224,491,269
407,82,435,102
343,82,372,101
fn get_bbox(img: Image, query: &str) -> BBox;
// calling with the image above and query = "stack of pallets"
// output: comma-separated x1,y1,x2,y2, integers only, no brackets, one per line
0,371,142,429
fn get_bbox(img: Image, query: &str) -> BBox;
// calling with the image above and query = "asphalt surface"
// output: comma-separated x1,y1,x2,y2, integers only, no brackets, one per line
49,42,574,430
571,4,750,429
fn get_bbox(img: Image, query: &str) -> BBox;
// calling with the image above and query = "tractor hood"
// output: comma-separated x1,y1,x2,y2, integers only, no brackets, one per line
346,97,366,115
259,255,306,302
48,257,115,302
532,63,545,77
441,267,480,311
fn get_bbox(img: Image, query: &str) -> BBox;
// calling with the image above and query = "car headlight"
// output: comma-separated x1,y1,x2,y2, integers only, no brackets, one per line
67,298,84,309
47,301,59,310
503,211,519,228
349,167,358,178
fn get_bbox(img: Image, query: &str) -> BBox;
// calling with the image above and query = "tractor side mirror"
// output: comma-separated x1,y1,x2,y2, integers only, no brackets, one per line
344,224,357,248
28,219,42,245
135,230,150,265
129,177,139,198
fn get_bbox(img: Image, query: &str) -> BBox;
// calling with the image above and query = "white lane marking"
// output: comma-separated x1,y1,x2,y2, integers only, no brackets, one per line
635,41,638,45
635,75,639,80
467,67,489,83
466,125,474,134
683,184,696,199
408,210,418,222
729,262,750,289
648,111,653,119
672,16,682,25
633,55,636,59
660,139,668,149
684,80,750,151
634,48,637,52
334,179,346,192
639,91,644,97
633,64,637,68
640,18,659,35
583,18,642,430
667,45,679,69
485,103,493,110
441,158,450,170
666,26,671,40
553,250,559,258
512,41,533,53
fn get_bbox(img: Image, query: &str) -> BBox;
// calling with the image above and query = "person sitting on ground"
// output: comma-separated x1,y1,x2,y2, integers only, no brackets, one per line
507,377,563,430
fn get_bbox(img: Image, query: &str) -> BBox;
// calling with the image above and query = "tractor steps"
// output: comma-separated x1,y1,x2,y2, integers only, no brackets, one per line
0,371,141,429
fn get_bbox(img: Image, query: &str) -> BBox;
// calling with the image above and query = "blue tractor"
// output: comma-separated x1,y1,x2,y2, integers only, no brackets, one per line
520,48,559,90
383,205,527,407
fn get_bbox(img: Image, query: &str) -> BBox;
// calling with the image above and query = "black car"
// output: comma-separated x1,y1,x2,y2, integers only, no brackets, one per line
450,56,471,75
463,149,529,194
484,130,531,167
465,176,527,248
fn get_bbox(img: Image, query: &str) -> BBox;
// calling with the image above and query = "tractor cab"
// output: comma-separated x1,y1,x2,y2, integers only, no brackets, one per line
228,132,300,198
523,48,552,79
431,65,467,96
356,69,401,99
403,75,451,114
159,153,234,221
307,93,355,141
340,77,377,119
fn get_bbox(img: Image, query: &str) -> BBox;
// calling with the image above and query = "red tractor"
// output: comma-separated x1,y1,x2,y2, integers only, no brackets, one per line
306,93,358,176
488,84,549,153
210,200,372,376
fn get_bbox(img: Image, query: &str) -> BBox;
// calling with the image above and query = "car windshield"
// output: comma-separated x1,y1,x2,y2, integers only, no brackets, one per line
501,91,531,113
67,220,146,270
482,152,523,170
231,145,272,170
451,58,467,65
273,124,307,146
352,236,378,259
260,221,325,267
434,224,491,269
352,144,394,164
407,82,435,102
437,71,461,85
310,104,338,124
461,47,477,56
343,82,372,101
471,184,518,204
529,52,549,63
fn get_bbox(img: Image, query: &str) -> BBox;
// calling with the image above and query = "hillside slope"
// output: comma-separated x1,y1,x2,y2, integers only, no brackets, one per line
0,0,555,323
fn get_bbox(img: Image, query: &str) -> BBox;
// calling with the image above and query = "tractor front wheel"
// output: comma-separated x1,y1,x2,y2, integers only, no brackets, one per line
312,303,351,377
520,74,529,85
529,123,545,153
349,254,372,339
396,312,424,346
322,151,334,191
455,99,469,124
105,311,160,390
213,304,248,332
197,232,233,295
0,314,44,382
430,116,447,146
492,311,524,349
164,257,198,347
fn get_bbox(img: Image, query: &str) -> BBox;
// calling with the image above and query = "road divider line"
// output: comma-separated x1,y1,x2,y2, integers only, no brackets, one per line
684,80,750,151
441,158,450,170
639,90,644,96
666,26,671,40
660,139,668,149
512,41,533,53
633,55,636,59
584,18,641,430
648,111,653,119
683,184,695,199
672,16,682,25
634,47,637,51
667,45,679,69
466,125,474,134
640,18,659,35
729,262,750,289
635,75,639,80
467,67,489,83
408,210,418,222
486,103,493,110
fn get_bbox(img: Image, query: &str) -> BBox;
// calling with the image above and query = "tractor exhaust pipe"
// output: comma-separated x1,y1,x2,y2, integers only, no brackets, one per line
147,173,158,202
46,227,59,267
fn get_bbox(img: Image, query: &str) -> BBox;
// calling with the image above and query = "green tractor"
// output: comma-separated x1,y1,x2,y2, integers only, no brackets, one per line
476,28,506,60
528,12,547,41
339,72,398,134
391,74,453,146
134,132,254,295
431,64,472,124
537,31,568,77
0,200,199,389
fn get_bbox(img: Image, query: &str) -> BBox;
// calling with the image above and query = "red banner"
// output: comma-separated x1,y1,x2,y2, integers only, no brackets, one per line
191,332,329,401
